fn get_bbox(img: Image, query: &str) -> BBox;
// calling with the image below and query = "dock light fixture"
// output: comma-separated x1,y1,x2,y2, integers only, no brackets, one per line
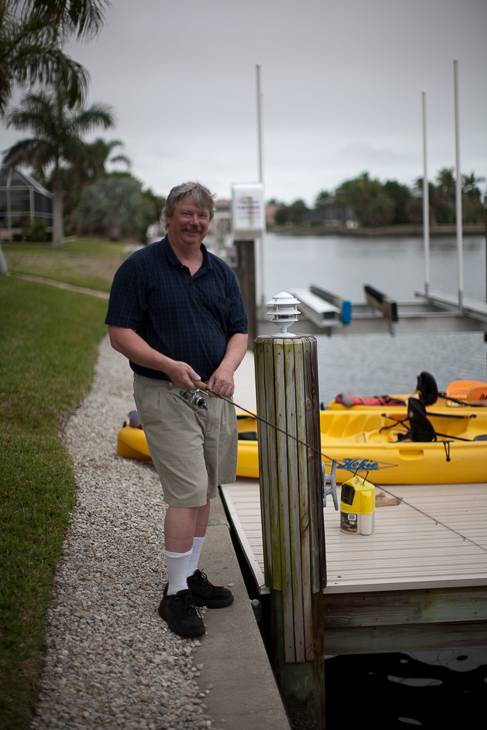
266,291,301,336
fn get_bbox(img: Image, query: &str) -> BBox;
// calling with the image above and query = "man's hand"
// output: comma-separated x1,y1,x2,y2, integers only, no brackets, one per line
206,332,248,398
165,361,202,390
207,365,235,398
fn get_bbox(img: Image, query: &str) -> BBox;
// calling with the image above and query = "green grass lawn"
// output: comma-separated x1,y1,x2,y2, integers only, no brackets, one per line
0,273,109,729
2,237,133,292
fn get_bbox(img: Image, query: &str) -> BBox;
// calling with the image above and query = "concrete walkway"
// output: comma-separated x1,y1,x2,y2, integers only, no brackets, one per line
193,350,292,729
195,495,290,730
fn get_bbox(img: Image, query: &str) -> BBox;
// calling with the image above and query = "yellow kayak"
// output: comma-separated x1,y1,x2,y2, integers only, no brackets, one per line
117,404,487,485
318,407,487,484
117,424,152,461
235,405,487,484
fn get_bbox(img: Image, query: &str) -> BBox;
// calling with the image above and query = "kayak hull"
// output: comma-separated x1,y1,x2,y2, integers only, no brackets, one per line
117,408,487,485
321,408,487,484
117,426,152,461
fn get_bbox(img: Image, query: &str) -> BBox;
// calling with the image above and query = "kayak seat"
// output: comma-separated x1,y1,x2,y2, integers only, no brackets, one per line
402,399,437,442
382,398,437,443
416,371,438,407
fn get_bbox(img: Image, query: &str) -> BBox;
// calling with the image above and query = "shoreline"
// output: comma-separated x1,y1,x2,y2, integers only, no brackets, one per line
268,224,485,237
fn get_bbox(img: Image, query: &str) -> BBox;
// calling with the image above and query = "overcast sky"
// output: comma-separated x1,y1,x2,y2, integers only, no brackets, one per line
2,0,486,205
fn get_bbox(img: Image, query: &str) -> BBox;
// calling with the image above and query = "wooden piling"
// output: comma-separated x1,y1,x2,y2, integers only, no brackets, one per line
254,334,326,728
234,239,257,346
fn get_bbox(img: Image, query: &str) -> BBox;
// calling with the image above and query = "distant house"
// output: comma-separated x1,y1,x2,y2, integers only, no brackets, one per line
265,202,280,225
0,167,53,237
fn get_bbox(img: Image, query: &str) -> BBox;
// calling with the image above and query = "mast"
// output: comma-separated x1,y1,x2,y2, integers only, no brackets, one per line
256,63,265,308
453,58,464,310
422,91,430,298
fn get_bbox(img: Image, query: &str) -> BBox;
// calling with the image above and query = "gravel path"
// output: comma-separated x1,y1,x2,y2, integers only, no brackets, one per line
30,335,217,730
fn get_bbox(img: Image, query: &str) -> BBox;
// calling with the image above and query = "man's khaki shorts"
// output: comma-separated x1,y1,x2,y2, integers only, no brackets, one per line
133,374,238,508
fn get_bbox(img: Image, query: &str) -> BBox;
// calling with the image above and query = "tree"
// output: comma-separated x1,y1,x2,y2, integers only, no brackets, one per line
335,172,395,227
383,180,412,225
83,138,130,179
274,199,309,226
2,86,115,244
462,171,485,203
0,1,91,117
75,175,154,241
9,0,110,40
59,139,131,233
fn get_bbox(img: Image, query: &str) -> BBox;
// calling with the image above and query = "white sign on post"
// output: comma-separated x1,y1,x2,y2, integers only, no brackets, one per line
231,183,265,238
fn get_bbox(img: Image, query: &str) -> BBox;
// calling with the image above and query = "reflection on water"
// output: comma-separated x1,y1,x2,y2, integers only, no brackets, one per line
325,649,485,728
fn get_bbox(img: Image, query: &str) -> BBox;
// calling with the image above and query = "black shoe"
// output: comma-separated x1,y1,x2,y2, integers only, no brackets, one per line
187,569,234,609
158,586,205,638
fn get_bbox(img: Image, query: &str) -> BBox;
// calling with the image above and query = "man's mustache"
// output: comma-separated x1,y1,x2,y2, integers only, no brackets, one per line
183,224,204,232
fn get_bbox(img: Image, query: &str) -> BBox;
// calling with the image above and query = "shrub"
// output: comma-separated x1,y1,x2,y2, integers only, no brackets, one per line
22,220,51,242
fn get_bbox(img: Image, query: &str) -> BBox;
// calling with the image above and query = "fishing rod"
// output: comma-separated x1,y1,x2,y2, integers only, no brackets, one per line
192,380,396,477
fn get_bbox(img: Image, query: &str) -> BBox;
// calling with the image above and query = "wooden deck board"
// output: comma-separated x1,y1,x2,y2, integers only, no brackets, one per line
221,479,487,595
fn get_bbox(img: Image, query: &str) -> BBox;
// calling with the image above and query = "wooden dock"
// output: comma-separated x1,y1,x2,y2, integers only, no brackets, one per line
221,478,487,655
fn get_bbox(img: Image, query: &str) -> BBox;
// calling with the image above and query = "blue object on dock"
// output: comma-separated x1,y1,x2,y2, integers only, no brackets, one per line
340,300,353,325
310,285,353,326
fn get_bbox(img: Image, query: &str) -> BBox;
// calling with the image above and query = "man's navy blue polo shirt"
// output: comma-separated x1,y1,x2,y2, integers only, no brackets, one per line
105,236,248,381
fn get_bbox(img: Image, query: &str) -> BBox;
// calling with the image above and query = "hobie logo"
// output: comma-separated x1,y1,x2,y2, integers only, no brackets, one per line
337,458,396,472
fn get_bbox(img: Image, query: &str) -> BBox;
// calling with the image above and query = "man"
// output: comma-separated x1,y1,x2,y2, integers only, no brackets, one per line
106,182,248,638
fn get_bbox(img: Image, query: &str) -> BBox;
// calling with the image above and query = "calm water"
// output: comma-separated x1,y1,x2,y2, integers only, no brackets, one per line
262,233,487,404
261,233,486,728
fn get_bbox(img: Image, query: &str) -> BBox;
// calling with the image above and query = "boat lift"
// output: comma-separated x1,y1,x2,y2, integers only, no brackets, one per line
253,59,487,348
255,283,487,338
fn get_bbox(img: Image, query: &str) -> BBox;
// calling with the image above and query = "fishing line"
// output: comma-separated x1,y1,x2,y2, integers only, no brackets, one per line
198,383,487,554
373,484,487,554
194,381,385,477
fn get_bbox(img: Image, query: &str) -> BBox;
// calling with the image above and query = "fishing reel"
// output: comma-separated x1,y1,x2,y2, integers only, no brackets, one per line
178,388,208,411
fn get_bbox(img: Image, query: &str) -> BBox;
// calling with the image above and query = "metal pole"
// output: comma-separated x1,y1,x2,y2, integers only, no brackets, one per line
454,59,464,310
256,64,264,184
422,91,430,298
256,64,266,309
484,194,487,303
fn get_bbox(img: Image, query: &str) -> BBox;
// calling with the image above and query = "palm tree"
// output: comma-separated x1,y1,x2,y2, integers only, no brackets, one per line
2,86,115,244
0,2,89,117
62,138,130,233
436,168,456,202
8,0,110,40
462,172,485,203
81,137,131,183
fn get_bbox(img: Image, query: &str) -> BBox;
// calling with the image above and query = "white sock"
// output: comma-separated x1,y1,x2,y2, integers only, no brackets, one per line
187,536,205,578
165,549,193,595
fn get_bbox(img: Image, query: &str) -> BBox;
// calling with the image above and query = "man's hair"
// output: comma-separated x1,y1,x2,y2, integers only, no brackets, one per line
162,182,216,224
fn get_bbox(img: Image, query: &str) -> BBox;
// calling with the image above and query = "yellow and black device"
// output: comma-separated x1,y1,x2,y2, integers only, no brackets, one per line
340,475,376,535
